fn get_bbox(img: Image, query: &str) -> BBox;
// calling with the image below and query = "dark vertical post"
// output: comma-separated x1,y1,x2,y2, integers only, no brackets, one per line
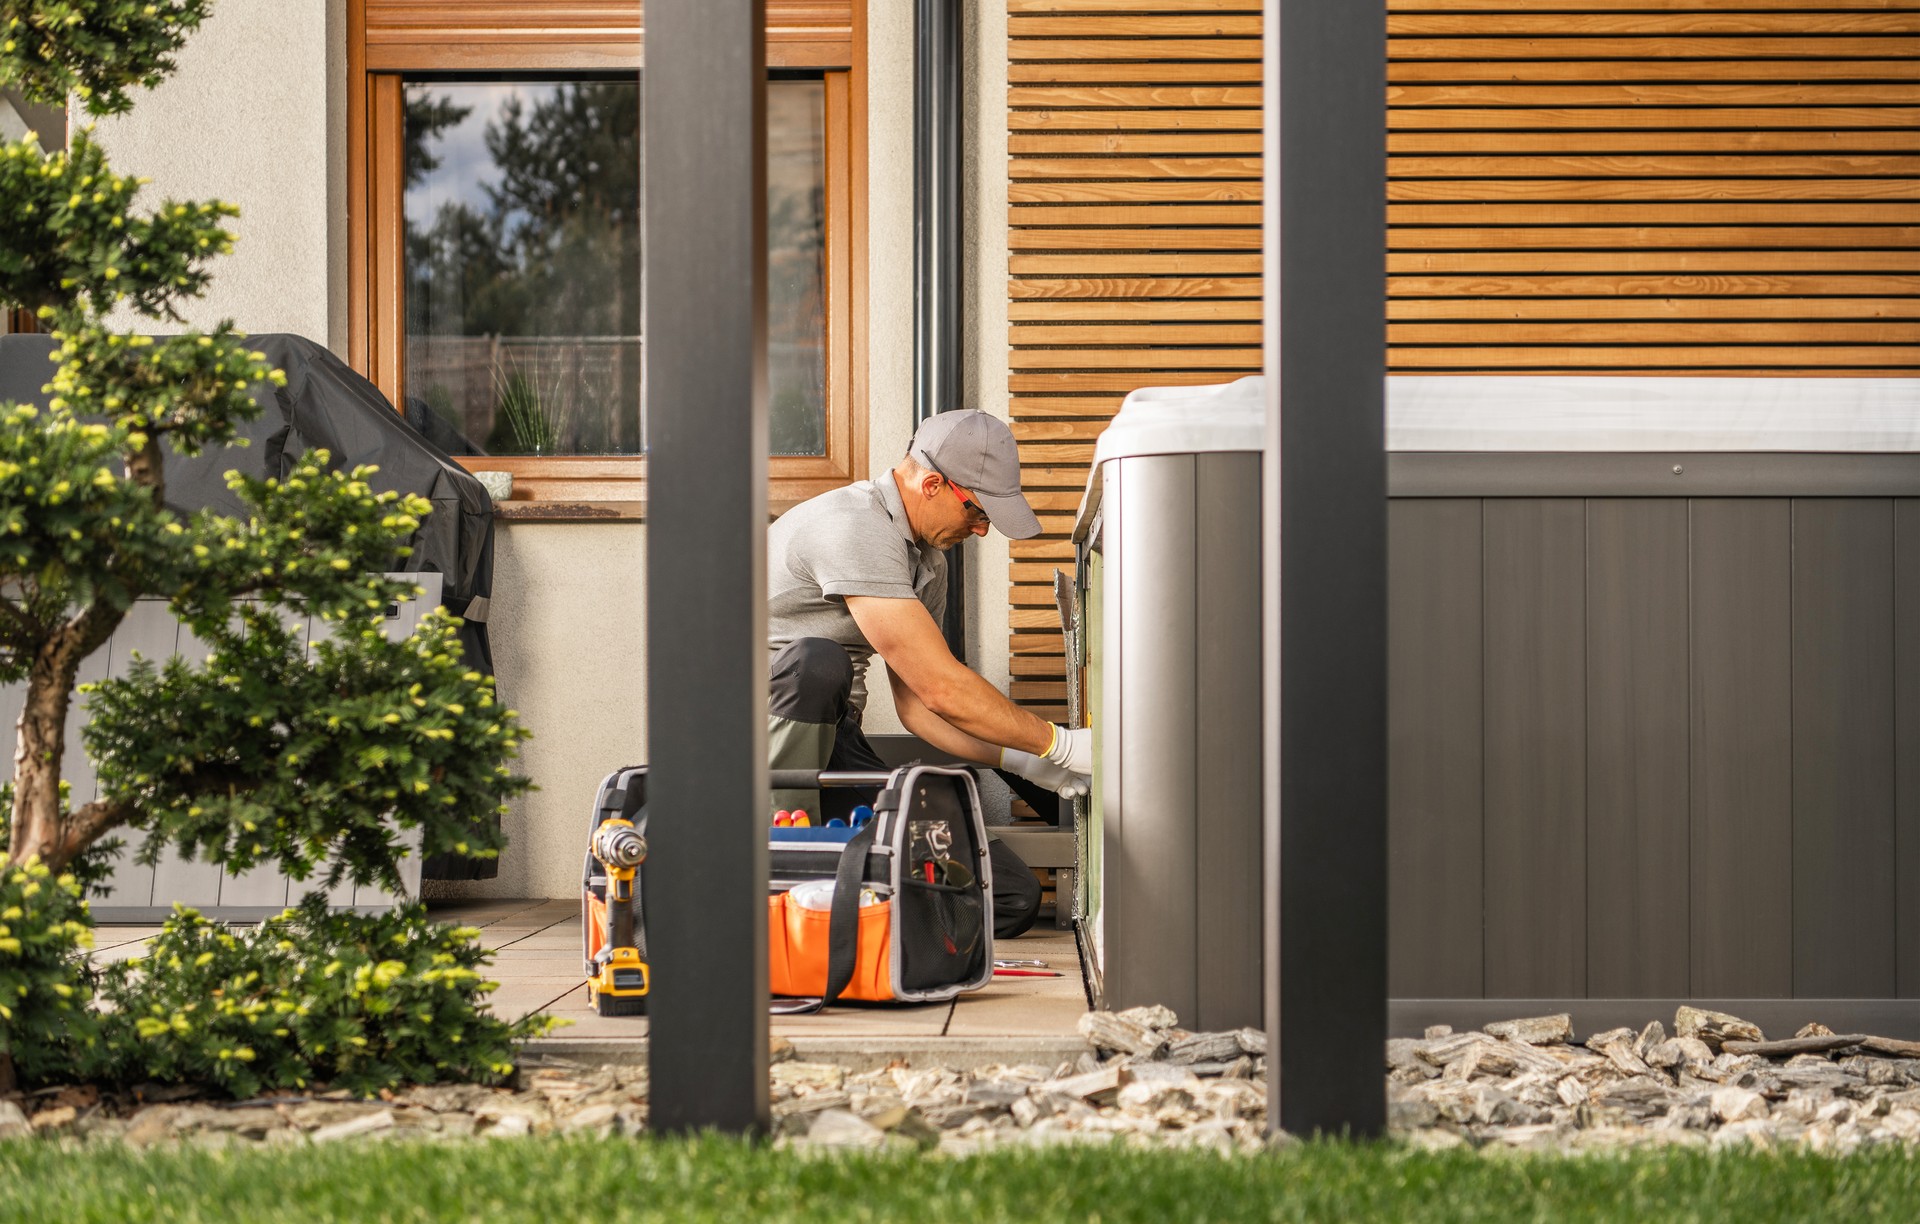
644,0,771,1134
1261,0,1387,1137
915,0,967,662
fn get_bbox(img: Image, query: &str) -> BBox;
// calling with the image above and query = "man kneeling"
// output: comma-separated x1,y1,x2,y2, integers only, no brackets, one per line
767,411,1092,939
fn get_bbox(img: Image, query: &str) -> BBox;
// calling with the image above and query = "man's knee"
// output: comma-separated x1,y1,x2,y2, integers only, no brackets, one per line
770,638,854,725
988,838,1042,940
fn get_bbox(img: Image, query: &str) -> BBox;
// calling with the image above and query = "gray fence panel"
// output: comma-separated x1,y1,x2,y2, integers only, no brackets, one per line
1386,499,1484,998
92,600,182,907
213,605,310,910
1585,499,1691,999
144,620,228,911
1791,499,1897,998
1689,499,1795,999
1899,500,1920,998
1482,499,1587,999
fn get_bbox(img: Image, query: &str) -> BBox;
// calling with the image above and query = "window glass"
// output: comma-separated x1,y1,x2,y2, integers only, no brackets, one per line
402,77,827,458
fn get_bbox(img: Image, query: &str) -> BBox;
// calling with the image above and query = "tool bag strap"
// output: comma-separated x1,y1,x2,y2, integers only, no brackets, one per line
823,815,882,1008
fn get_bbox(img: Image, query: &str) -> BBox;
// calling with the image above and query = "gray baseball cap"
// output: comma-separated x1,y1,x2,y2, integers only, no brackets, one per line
908,410,1041,539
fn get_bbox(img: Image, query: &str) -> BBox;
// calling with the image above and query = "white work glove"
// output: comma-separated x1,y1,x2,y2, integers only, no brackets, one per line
1000,747,1090,801
1044,723,1093,777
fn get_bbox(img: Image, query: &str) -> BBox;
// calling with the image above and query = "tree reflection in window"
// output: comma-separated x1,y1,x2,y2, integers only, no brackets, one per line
402,78,827,459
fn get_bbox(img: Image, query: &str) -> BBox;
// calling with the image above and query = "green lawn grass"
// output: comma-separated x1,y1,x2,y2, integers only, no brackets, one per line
4,1135,1920,1223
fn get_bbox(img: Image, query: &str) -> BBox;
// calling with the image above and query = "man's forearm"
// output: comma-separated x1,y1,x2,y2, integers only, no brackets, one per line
922,663,1055,754
890,666,1042,762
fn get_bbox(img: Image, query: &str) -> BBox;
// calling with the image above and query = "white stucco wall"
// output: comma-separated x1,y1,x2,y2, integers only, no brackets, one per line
91,0,346,351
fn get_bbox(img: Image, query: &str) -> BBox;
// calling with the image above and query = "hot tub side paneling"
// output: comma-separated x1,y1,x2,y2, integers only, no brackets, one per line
1101,451,1264,1033
1387,456,1920,1037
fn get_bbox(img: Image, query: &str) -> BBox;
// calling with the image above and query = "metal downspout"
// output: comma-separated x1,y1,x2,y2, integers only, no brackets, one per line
915,0,967,662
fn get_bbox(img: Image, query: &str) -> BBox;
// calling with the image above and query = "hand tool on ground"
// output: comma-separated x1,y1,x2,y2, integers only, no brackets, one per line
586,816,650,1016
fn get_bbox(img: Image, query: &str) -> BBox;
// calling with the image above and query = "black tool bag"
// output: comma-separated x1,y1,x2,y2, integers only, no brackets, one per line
581,764,993,1006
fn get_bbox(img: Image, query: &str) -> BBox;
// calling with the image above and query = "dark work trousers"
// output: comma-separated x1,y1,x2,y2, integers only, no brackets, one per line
769,636,1043,939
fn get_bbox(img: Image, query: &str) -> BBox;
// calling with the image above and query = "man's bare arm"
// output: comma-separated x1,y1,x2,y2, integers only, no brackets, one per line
846,595,1052,754
885,664,1001,765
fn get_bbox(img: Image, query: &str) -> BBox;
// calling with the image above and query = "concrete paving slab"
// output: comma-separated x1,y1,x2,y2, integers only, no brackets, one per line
442,899,1091,1049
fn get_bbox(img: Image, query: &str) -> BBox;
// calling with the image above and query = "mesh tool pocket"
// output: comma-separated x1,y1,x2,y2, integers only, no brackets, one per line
897,879,985,992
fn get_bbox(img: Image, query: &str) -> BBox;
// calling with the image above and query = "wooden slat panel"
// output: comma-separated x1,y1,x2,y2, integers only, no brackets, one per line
1391,321,1920,344
1011,109,1262,131
1390,37,1920,59
1392,226,1920,249
1390,203,1920,224
1393,155,1920,177
1014,323,1263,345
1388,345,1920,369
1008,39,1263,61
1390,1,1920,11
1391,107,1920,131
1391,131,1920,154
1389,297,1920,321
1012,370,1261,392
1389,84,1920,106
1390,251,1920,274
1390,178,1920,200
1012,0,1264,11
1013,254,1262,274
1389,274,1920,296
1011,15,1262,37
1690,500,1794,998
1012,157,1261,179
1012,204,1263,225
1011,227,1264,251
1011,132,1262,155
1387,499,1485,997
1010,275,1262,298
1012,299,1263,321
1010,61,1265,85
1482,500,1587,999
1011,181,1261,202
1585,499,1691,998
1008,394,1129,413
1009,86,1263,108
1390,60,1920,84
1013,347,1263,369
1391,13,1920,36
1792,499,1898,998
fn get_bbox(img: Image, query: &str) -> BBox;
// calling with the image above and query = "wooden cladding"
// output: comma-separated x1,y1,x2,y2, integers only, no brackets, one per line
1007,1,1261,718
1388,0,1920,376
360,1,853,69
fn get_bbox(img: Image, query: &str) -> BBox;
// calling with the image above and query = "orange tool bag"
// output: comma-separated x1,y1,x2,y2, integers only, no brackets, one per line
583,764,994,1010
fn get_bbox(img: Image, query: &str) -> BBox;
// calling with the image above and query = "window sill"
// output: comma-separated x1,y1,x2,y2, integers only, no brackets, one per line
489,494,816,523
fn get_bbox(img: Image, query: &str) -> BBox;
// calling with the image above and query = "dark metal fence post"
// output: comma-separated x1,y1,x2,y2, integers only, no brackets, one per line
1262,0,1388,1137
644,0,772,1134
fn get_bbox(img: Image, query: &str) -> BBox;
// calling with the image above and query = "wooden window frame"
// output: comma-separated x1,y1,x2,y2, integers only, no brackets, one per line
346,1,868,518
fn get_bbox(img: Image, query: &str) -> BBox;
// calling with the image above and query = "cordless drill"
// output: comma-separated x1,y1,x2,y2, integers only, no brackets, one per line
587,817,650,1016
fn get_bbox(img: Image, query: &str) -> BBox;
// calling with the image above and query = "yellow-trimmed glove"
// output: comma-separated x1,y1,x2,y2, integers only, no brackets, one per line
1043,723,1093,777
1000,747,1090,800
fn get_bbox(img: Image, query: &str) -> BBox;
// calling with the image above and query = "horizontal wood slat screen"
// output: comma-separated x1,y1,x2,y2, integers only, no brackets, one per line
1387,0,1920,376
1007,1,1261,718
1007,1,1920,719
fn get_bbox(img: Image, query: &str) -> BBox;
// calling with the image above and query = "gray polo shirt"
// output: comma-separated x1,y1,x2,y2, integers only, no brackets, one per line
768,473,947,716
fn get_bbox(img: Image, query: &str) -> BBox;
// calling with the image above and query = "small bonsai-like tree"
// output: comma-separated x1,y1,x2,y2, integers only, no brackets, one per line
0,5,526,887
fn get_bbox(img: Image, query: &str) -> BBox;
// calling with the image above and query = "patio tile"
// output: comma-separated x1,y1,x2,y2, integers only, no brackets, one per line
770,1001,954,1037
941,981,1088,1038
